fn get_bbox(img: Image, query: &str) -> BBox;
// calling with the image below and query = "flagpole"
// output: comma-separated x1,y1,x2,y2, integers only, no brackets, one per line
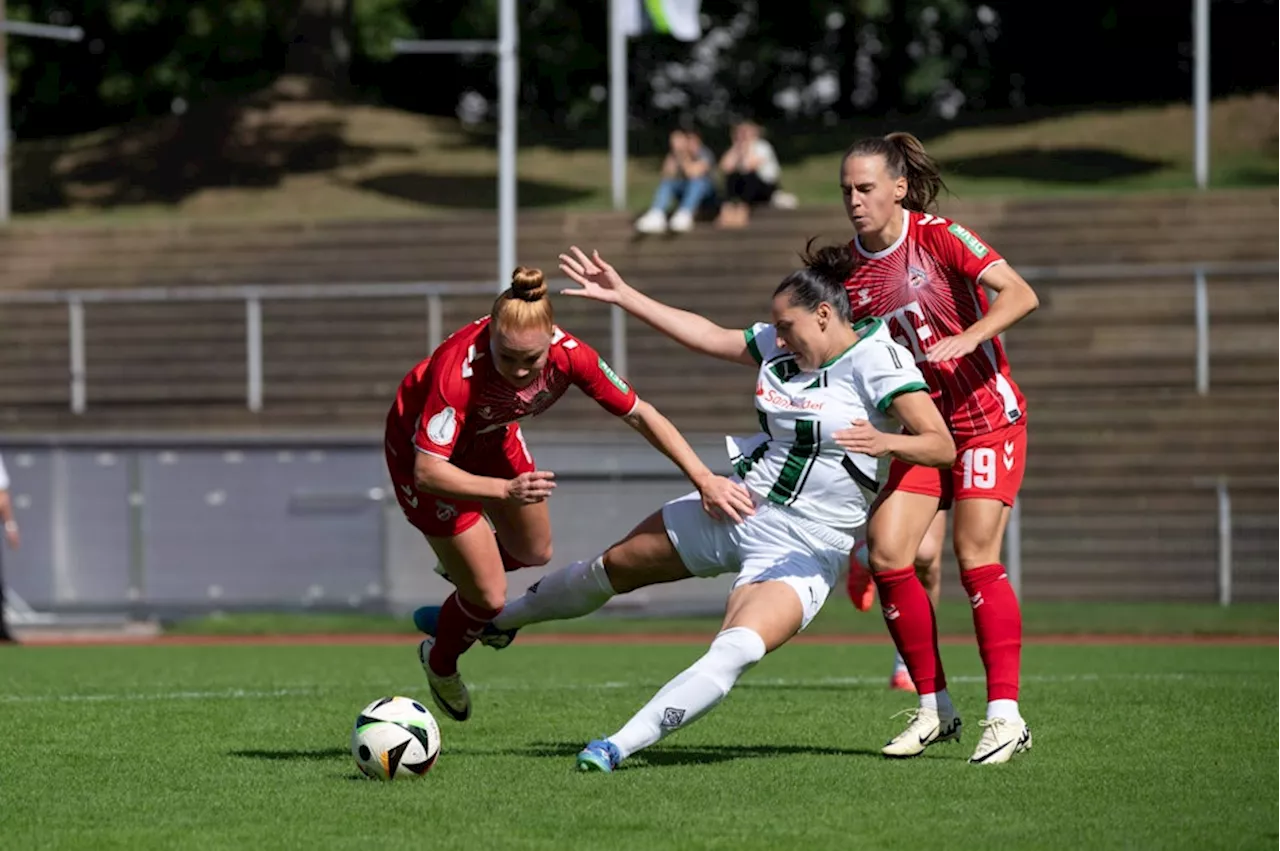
609,0,627,211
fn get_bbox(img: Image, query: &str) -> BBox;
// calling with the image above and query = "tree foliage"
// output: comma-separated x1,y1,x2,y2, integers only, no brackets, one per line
5,0,1276,139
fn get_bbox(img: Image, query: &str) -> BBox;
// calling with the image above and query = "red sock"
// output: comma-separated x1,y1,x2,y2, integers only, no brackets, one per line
961,563,1022,701
428,592,502,676
873,566,946,694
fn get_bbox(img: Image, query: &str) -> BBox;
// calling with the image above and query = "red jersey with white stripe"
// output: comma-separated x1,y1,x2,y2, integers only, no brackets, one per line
845,209,1026,439
386,316,638,463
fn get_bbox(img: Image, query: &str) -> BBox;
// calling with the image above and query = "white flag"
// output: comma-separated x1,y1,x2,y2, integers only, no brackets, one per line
621,0,703,42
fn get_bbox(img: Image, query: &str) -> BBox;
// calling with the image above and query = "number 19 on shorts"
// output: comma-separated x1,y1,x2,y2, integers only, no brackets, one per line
960,447,998,490
953,428,1025,506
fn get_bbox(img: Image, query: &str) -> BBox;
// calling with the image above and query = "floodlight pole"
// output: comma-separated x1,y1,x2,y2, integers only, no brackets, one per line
0,3,85,224
609,0,627,211
393,0,517,293
1193,0,1210,189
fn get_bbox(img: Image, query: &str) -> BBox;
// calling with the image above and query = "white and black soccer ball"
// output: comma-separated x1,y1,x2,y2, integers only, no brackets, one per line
351,696,441,780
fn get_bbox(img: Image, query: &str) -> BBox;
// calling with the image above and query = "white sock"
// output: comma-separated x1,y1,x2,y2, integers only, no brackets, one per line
609,627,767,760
892,650,907,674
492,556,615,630
987,699,1020,722
918,688,954,718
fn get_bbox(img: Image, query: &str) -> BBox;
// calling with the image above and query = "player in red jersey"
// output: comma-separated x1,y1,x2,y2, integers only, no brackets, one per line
846,511,945,692
841,132,1040,764
385,266,753,722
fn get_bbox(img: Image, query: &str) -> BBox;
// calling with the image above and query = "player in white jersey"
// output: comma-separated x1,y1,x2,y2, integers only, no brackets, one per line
462,242,954,772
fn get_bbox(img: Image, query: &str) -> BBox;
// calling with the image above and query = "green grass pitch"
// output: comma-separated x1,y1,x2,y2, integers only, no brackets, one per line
1,637,1275,850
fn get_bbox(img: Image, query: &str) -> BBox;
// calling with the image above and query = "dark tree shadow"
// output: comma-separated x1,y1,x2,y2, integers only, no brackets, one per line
11,78,417,214
350,171,594,209
941,147,1166,183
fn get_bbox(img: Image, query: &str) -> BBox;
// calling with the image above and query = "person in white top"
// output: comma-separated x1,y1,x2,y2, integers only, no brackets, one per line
716,121,782,228
457,242,954,773
0,452,21,643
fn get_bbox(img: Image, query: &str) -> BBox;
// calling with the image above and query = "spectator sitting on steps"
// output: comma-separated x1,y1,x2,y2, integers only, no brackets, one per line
635,127,716,235
715,120,782,229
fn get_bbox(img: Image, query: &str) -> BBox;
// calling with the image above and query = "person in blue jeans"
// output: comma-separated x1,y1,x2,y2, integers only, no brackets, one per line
635,128,716,234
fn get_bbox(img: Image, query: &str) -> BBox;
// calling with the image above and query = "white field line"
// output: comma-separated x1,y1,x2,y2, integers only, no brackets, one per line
0,672,1196,704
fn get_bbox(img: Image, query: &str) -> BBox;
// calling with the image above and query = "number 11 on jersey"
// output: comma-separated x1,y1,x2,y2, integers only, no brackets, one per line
886,300,935,363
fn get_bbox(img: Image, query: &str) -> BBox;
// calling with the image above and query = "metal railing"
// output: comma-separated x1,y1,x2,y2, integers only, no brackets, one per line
0,278,634,415
1,260,1275,605
0,260,1272,415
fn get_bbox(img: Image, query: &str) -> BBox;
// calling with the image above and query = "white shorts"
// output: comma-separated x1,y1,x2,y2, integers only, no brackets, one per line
661,486,856,630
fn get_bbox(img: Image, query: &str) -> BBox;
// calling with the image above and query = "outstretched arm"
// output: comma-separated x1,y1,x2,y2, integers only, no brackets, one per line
559,247,755,366
622,399,755,523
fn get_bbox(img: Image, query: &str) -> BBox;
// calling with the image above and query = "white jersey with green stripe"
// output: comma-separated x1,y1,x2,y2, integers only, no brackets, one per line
732,318,929,531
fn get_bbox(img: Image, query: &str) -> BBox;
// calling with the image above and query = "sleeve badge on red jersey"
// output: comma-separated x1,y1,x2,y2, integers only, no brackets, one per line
597,356,630,393
426,407,458,446
947,223,989,258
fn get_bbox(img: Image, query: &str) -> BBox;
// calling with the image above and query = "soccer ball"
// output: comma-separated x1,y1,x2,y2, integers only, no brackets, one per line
351,696,441,780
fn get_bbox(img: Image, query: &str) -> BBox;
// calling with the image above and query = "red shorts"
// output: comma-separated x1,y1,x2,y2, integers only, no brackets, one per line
882,422,1026,509
384,423,535,538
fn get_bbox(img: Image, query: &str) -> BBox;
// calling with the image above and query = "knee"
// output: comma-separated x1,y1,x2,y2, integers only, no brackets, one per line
463,580,508,614
525,541,554,567
865,544,906,574
914,541,942,572
697,626,767,689
916,558,942,590
506,540,553,569
602,548,644,594
952,531,1000,572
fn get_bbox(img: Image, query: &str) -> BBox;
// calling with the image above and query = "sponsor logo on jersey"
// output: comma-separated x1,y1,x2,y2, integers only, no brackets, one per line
426,407,458,447
947,223,989,258
758,388,825,411
597,356,631,394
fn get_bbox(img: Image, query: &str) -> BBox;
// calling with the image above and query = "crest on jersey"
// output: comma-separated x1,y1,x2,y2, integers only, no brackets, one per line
908,264,928,288
426,407,458,447
477,406,493,420
855,288,872,306
530,390,553,409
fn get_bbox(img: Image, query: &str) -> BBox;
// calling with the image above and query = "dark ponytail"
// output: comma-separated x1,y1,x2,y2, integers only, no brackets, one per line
773,238,854,323
843,132,948,214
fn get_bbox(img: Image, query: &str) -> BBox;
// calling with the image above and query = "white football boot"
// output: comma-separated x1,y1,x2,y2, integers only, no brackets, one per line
881,706,963,758
418,638,471,722
969,716,1032,765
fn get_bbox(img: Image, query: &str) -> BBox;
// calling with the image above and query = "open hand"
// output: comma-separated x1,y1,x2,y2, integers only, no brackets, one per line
698,475,756,523
926,331,981,363
558,247,630,305
833,420,891,457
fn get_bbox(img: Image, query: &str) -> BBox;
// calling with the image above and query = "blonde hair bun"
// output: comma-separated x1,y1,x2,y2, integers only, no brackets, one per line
510,267,548,302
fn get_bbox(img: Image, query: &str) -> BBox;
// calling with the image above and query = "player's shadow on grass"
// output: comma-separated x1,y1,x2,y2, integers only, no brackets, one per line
478,740,883,767
230,747,349,761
